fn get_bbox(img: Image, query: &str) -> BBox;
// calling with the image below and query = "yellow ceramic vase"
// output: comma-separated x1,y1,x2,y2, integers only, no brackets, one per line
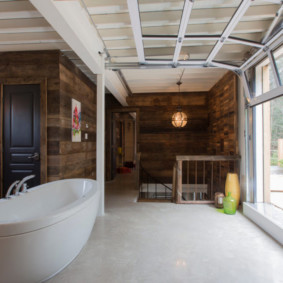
225,173,240,209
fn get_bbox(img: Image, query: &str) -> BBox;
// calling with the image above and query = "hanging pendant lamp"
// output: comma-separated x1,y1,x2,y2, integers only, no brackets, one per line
172,81,188,128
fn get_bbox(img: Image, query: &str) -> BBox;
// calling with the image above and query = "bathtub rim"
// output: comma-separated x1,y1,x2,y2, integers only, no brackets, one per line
0,178,99,237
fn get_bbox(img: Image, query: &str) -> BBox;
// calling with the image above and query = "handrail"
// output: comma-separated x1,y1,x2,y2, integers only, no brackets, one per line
139,163,173,201
175,155,240,204
141,167,172,192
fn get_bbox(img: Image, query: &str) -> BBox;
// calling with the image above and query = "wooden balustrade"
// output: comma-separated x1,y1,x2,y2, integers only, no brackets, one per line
173,155,240,204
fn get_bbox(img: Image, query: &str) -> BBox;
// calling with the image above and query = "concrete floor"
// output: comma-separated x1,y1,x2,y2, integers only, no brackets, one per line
47,172,283,283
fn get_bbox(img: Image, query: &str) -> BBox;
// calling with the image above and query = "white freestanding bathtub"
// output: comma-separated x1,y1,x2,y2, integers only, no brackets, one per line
0,178,100,283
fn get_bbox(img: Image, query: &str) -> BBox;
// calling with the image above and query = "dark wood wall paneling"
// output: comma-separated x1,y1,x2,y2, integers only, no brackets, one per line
59,55,97,180
126,71,238,183
0,50,97,186
208,71,238,155
127,92,210,183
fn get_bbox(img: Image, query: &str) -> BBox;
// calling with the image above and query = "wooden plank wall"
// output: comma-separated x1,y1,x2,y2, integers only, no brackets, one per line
126,72,238,183
58,55,97,180
208,71,238,156
0,50,60,184
0,50,97,185
127,92,210,183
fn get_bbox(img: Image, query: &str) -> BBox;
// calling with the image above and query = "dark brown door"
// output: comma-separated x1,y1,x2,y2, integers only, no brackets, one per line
3,84,41,196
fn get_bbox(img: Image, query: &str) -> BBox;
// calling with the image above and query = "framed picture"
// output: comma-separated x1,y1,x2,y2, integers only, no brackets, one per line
72,98,81,142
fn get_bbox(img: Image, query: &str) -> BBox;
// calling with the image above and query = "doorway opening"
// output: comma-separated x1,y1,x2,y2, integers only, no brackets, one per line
108,108,139,182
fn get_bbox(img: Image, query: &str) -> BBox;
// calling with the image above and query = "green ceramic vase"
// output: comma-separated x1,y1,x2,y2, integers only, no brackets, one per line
223,192,236,215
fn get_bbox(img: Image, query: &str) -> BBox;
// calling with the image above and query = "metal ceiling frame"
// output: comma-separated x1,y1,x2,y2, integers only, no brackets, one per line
267,49,281,87
261,4,283,43
249,85,283,106
127,0,145,63
115,0,283,72
107,0,283,102
172,0,194,65
143,34,264,49
241,29,283,71
206,0,252,64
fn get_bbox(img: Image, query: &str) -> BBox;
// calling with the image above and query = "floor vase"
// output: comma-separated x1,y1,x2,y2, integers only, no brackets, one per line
225,173,240,209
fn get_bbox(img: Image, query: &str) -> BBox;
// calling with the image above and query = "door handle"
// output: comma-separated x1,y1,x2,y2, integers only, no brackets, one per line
28,152,40,161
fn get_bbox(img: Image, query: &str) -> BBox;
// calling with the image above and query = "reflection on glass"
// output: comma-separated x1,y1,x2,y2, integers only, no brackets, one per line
263,96,283,210
255,56,277,96
273,45,283,85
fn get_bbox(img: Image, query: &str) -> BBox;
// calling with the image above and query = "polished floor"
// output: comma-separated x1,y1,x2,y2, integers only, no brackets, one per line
47,172,283,283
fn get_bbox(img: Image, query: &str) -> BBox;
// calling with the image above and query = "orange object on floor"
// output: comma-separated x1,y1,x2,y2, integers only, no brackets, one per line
117,167,131,174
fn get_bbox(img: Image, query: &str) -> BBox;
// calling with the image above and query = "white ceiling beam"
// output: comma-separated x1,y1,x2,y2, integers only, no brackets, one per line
0,42,70,52
172,0,194,65
143,36,177,41
261,4,283,44
0,31,61,41
261,0,282,3
29,0,129,104
0,10,40,19
99,21,270,40
105,61,225,70
142,34,265,49
142,35,221,41
29,0,104,74
127,0,145,63
183,36,220,41
0,0,40,19
0,39,64,45
206,0,252,64
105,70,128,106
0,27,54,34
85,0,281,14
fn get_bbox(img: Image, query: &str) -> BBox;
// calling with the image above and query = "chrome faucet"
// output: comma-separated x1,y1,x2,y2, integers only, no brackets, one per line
5,180,20,198
15,175,35,195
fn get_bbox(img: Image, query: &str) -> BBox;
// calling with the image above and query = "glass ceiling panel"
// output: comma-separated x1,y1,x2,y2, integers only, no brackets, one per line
140,9,182,36
229,32,264,42
180,40,216,60
273,45,283,85
214,43,258,66
186,1,241,36
144,46,174,60
141,25,179,36
143,39,176,49
231,2,280,43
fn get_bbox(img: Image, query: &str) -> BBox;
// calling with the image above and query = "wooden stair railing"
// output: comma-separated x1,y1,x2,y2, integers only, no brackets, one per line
173,155,240,204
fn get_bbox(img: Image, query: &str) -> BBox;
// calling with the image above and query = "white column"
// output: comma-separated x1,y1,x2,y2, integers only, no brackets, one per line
97,57,105,216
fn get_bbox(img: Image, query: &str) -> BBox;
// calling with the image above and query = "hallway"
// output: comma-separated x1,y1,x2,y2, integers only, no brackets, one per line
48,172,283,283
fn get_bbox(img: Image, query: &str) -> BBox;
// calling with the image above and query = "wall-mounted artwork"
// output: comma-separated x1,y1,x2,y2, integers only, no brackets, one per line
72,99,81,142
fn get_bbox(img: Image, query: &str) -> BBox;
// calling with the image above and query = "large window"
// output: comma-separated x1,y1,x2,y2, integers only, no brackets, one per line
253,45,283,210
269,96,283,208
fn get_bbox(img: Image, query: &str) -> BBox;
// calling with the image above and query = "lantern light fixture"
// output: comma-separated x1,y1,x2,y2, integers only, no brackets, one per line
172,81,188,128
